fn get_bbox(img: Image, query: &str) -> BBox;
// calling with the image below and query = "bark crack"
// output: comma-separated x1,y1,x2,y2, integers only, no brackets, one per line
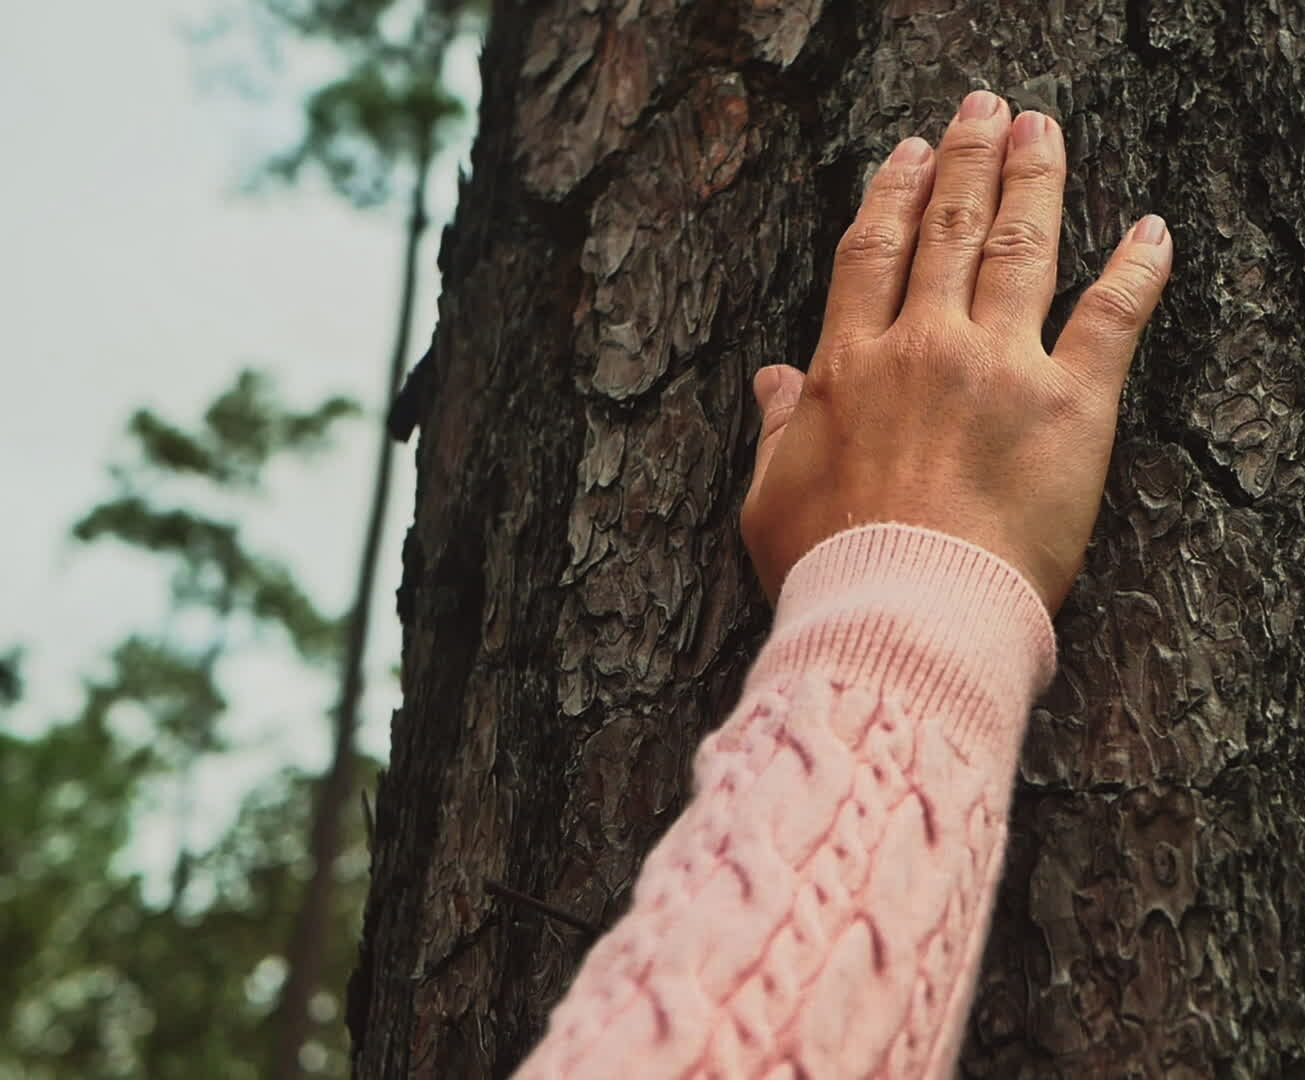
1124,0,1171,70
1147,404,1260,512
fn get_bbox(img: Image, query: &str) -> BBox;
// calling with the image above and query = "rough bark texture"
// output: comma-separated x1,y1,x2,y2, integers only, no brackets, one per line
348,0,1305,1076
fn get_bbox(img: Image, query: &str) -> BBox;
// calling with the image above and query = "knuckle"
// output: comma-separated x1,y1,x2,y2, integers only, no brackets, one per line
873,162,925,195
802,357,842,404
835,215,906,267
1004,153,1062,185
1118,251,1169,291
1083,277,1145,326
806,326,866,400
921,197,986,244
942,132,1003,164
982,217,1054,264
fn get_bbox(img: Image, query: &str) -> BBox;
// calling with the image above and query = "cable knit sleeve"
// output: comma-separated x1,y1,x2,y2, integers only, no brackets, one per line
511,522,1059,1079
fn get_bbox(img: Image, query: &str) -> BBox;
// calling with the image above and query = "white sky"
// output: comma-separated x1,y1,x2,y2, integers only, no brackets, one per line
0,2,481,896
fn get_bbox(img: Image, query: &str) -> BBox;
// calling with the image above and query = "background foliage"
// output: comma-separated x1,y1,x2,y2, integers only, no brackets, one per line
2,371,371,1078
1,0,487,1074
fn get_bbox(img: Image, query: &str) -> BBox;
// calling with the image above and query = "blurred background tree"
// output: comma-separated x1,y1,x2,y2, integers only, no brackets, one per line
242,1,486,1072
0,0,488,1075
1,370,372,1078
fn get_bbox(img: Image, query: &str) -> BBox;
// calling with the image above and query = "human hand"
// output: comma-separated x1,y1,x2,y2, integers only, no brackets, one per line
741,90,1172,617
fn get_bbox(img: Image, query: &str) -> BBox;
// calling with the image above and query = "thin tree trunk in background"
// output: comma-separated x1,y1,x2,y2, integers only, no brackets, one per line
272,149,432,1080
349,0,1305,1075
168,588,234,915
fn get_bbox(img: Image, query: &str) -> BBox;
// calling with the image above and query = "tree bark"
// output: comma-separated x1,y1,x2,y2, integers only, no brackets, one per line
349,1,1305,1076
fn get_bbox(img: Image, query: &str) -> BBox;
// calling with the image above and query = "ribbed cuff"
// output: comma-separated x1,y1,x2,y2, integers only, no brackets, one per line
747,522,1059,767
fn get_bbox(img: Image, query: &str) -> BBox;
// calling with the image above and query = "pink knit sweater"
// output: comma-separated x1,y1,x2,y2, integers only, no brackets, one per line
513,522,1059,1079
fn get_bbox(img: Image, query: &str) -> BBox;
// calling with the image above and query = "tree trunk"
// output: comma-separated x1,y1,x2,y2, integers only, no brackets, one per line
348,1,1305,1075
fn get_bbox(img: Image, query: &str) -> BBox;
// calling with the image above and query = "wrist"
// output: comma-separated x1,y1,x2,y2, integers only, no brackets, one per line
746,521,1058,767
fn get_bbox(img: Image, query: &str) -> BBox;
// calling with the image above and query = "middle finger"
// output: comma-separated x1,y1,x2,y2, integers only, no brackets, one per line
901,90,1012,319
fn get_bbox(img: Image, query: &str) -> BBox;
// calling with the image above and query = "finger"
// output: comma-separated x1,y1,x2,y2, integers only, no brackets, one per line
1051,215,1173,399
750,364,805,489
901,90,1012,318
971,111,1067,335
819,136,937,343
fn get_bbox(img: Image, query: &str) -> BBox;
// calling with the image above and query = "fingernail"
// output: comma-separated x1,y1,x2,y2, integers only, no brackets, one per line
1134,214,1168,244
891,136,932,164
960,90,1000,119
1012,110,1046,147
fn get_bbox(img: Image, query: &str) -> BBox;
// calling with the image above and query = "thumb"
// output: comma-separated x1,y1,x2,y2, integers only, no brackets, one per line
750,364,805,489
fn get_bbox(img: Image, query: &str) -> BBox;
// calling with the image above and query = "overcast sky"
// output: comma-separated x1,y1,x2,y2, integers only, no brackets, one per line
0,2,481,898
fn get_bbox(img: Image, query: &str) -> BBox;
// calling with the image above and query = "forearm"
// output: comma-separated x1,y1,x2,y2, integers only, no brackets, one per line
512,522,1057,1079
